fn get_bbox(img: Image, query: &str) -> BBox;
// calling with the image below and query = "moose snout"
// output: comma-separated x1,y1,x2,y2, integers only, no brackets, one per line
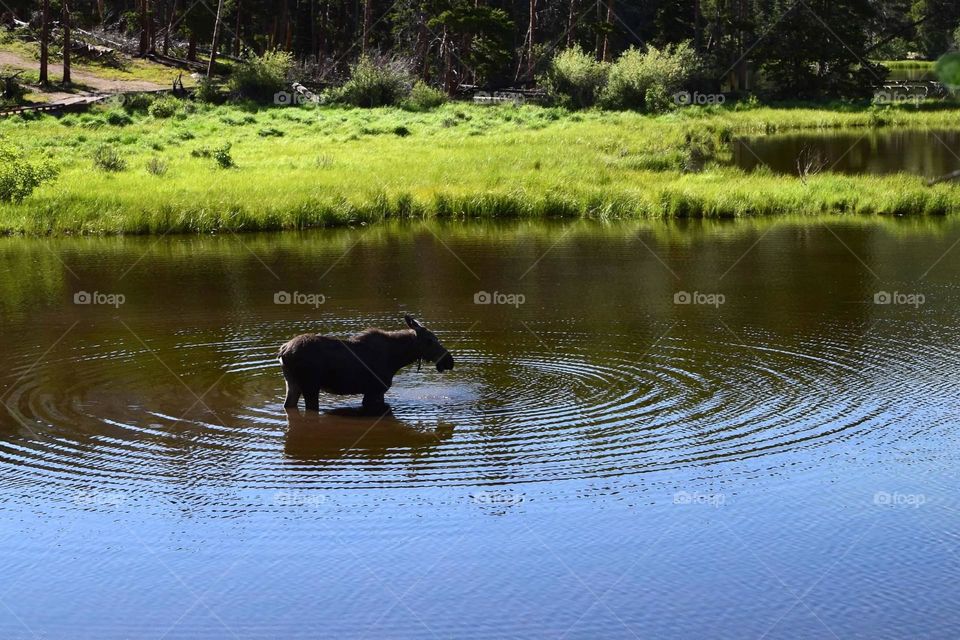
436,352,454,372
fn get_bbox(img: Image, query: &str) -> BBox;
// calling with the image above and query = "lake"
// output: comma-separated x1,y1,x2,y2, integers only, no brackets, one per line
1,218,959,638
734,129,960,177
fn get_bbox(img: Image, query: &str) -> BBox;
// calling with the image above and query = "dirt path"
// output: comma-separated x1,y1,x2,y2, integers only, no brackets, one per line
0,50,166,101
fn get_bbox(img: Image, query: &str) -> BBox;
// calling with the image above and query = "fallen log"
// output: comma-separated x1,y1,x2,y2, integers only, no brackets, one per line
927,169,960,186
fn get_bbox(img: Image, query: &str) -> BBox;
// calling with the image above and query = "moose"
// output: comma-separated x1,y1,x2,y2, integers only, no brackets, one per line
279,315,454,412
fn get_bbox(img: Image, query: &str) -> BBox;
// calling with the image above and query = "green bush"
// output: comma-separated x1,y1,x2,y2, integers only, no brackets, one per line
121,93,155,112
331,56,412,108
0,143,57,202
213,143,234,168
402,81,447,111
542,46,609,109
600,43,699,112
146,157,168,176
194,77,223,104
103,109,134,126
92,144,126,172
228,51,293,102
148,96,183,119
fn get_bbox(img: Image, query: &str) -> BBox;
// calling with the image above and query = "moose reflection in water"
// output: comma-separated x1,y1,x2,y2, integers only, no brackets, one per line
279,314,455,412
283,407,454,461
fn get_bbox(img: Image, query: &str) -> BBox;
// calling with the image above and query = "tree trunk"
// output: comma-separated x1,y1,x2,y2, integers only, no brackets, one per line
362,0,374,55
415,7,429,80
442,26,453,93
566,0,577,47
234,0,242,57
207,0,226,77
39,0,50,85
526,0,537,76
693,0,701,51
736,0,747,90
163,0,178,56
188,32,197,61
62,0,72,85
601,0,614,62
139,0,150,56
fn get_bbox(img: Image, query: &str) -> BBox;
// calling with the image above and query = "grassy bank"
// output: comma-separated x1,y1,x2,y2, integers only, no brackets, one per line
2,100,960,235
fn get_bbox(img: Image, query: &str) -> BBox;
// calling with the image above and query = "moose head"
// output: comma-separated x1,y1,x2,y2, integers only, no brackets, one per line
405,314,455,372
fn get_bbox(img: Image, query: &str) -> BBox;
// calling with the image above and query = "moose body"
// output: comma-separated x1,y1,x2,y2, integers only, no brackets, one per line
279,315,454,411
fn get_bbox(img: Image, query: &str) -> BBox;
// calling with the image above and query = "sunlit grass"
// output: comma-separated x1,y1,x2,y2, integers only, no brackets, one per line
876,60,935,70
1,101,959,235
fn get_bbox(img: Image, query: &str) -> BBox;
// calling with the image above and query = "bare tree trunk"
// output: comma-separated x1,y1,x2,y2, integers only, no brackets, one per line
601,0,614,62
442,26,453,93
163,0,177,55
566,0,577,47
188,31,197,61
526,0,537,76
362,0,373,54
62,0,72,85
414,6,429,80
234,0,242,57
693,0,701,50
207,0,225,77
736,0,747,90
138,0,151,56
97,0,105,23
39,0,50,85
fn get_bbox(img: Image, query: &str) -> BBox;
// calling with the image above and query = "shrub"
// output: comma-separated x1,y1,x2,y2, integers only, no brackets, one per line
213,143,234,168
600,43,699,112
104,109,133,126
542,46,609,109
146,157,168,176
402,81,447,111
257,127,284,137
194,77,223,104
332,56,412,107
93,144,126,172
148,96,183,119
228,51,293,102
0,143,57,202
121,92,155,112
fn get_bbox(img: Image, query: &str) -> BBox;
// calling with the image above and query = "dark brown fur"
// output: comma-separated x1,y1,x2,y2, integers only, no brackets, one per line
279,315,454,411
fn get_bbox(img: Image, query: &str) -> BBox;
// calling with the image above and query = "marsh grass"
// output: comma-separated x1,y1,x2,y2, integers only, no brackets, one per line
1,101,960,234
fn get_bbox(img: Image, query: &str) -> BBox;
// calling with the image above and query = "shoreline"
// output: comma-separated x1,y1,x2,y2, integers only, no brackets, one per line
3,101,960,236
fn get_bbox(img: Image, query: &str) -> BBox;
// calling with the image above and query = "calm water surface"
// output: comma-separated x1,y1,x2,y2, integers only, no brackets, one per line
1,218,959,638
734,129,960,177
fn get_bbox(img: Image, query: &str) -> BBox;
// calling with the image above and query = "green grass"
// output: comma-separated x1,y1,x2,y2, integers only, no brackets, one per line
876,60,935,70
1,100,960,235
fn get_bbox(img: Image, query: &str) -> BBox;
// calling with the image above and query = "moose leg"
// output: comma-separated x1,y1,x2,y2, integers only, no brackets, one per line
303,385,321,412
283,378,302,409
362,392,385,412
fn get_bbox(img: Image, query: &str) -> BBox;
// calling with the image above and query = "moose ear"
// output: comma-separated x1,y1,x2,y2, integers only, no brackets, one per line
404,314,421,330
